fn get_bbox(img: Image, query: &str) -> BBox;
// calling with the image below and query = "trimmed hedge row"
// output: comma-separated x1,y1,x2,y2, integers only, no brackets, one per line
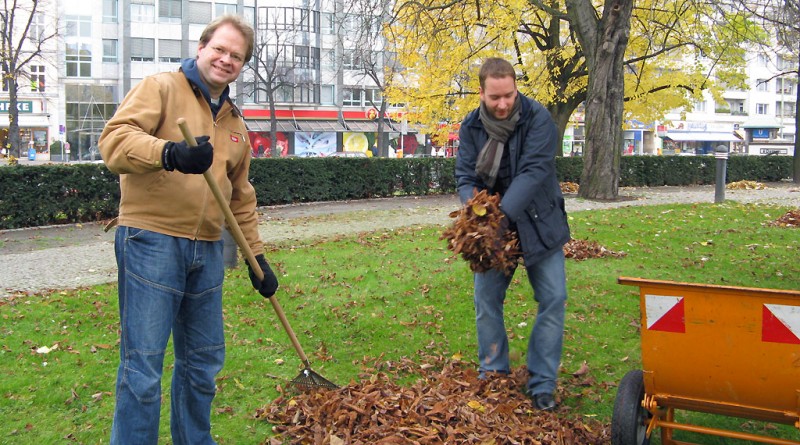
0,155,793,230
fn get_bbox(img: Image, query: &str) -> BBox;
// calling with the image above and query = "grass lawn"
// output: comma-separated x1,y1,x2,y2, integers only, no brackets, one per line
2,201,799,444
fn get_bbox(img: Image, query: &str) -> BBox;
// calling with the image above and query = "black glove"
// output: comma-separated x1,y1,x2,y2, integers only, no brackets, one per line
246,254,279,298
162,136,213,174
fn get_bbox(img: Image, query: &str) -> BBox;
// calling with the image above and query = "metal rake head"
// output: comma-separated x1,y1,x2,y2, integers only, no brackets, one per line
291,367,338,390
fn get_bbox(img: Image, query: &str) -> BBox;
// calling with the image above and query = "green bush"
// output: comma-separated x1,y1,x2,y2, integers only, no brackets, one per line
0,155,793,230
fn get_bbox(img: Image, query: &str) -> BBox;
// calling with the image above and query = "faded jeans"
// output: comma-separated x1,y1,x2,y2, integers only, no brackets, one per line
110,227,225,445
473,248,567,396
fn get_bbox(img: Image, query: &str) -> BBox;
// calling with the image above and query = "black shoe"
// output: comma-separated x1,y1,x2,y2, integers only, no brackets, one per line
531,392,556,411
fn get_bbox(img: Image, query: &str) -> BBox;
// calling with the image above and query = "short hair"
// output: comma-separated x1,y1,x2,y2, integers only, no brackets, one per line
478,58,516,89
199,15,255,63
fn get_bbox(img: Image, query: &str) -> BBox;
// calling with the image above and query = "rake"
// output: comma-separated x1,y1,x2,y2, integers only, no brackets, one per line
177,118,338,390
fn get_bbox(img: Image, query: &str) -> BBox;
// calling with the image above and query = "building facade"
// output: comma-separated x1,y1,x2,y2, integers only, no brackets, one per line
1,0,795,160
2,0,412,162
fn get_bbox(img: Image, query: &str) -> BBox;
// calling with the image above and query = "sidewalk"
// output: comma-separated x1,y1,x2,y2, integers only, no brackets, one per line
1,183,797,297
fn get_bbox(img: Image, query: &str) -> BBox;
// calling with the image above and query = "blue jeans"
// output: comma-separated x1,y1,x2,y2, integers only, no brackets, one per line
110,227,225,445
473,249,567,396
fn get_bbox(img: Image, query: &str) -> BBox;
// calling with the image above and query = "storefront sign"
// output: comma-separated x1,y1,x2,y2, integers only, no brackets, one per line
0,101,33,113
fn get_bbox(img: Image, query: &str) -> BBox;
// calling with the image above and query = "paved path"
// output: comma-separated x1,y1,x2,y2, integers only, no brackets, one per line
1,183,797,297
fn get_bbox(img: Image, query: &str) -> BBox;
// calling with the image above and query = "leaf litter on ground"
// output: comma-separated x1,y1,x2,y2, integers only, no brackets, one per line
256,355,611,444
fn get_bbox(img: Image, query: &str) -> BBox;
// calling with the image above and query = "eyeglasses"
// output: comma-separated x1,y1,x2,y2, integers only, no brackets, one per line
210,46,245,64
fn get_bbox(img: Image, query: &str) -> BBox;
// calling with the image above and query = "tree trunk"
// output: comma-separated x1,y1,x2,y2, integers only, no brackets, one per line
8,78,22,158
269,95,279,158
567,0,633,200
546,100,582,157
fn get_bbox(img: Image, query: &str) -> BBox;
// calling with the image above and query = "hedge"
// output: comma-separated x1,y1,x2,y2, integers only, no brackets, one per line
0,155,793,230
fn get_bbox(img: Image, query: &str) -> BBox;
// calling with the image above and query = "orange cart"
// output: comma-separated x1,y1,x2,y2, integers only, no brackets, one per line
612,277,800,445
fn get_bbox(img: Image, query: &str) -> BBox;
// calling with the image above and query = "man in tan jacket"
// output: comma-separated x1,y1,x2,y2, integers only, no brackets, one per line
99,15,277,445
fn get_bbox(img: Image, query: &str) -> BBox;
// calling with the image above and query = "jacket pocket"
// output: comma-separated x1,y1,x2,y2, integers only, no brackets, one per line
525,195,569,248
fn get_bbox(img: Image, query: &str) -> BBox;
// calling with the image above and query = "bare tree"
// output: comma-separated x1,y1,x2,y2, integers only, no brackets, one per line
339,0,403,157
0,0,58,158
244,7,319,157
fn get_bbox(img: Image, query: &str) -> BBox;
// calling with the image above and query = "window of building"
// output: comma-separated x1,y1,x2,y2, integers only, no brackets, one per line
66,43,92,77
342,88,363,106
131,0,155,22
756,103,769,115
30,65,45,92
757,53,770,67
320,12,334,34
260,7,319,32
30,12,46,42
159,0,182,23
693,100,706,112
188,1,212,23
65,84,119,161
131,38,155,62
343,50,362,70
66,15,92,38
293,46,320,69
243,6,254,26
366,88,382,107
103,39,118,62
776,77,794,95
756,79,769,92
777,101,795,118
321,84,334,105
777,55,794,71
321,49,335,70
216,3,237,17
295,84,319,103
103,0,118,23
159,39,181,63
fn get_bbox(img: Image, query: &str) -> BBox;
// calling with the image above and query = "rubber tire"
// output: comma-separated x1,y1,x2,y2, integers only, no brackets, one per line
611,369,650,445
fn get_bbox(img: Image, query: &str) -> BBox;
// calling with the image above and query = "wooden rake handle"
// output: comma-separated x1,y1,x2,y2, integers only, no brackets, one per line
176,118,311,367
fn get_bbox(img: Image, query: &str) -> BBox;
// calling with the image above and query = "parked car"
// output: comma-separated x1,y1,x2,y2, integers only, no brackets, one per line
328,151,367,158
294,151,325,157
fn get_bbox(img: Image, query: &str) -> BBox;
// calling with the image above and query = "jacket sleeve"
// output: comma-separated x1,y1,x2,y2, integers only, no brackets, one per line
500,108,559,223
98,76,170,174
454,114,484,204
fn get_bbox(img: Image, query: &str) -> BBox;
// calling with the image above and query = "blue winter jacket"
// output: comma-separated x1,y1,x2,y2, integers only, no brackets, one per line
455,93,571,265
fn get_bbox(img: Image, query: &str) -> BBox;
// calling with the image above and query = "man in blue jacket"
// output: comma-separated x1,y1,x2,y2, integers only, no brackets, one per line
455,57,571,411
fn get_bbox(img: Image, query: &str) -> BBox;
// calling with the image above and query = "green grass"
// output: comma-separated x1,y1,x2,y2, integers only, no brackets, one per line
2,201,799,444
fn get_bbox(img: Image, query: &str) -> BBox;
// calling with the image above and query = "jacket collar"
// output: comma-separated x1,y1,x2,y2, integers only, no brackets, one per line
180,58,238,118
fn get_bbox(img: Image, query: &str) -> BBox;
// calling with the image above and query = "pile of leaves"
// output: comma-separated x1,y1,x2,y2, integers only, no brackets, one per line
256,357,611,444
560,182,580,194
727,180,768,190
563,239,627,261
768,209,800,228
441,190,521,274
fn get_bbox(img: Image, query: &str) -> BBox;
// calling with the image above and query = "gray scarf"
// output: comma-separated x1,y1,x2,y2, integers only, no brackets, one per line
475,95,521,187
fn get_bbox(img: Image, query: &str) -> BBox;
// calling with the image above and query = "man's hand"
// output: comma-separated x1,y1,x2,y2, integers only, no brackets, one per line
246,254,279,298
162,136,213,174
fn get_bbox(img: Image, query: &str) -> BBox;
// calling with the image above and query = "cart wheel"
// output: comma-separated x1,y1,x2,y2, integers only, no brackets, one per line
611,370,650,445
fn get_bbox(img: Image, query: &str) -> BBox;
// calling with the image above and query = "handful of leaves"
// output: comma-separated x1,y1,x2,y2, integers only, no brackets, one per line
441,189,522,274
